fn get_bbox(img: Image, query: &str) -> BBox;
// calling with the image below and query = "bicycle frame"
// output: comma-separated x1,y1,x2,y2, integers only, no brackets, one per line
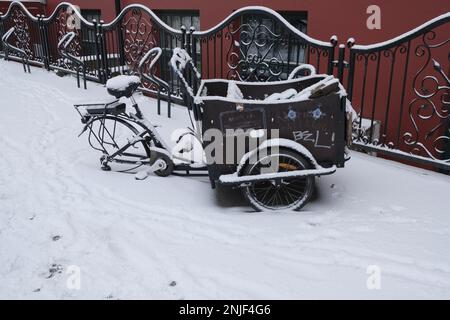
74,99,207,174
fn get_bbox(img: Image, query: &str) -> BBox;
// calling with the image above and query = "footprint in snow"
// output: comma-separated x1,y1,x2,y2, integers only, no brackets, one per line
47,264,64,279
307,222,320,227
52,235,62,241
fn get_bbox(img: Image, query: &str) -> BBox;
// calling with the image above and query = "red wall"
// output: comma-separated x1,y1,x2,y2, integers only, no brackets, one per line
42,0,450,44
0,1,45,15
44,0,116,21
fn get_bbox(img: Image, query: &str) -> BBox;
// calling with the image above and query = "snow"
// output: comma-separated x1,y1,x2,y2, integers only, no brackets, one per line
102,3,181,34
226,81,244,100
1,60,450,299
219,166,336,185
1,27,14,43
106,75,140,91
42,2,94,27
1,1,38,22
197,75,348,105
170,48,201,98
264,88,297,101
57,32,72,49
352,141,450,167
288,64,317,79
171,48,190,71
264,75,346,102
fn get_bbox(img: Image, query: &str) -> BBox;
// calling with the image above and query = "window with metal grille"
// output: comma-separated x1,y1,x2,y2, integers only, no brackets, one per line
240,11,308,81
81,9,101,56
81,9,101,23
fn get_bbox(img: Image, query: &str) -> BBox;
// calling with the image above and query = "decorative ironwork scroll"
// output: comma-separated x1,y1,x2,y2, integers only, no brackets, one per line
347,13,450,170
121,8,158,75
404,32,450,162
8,6,34,60
225,15,286,81
55,6,82,60
191,8,334,82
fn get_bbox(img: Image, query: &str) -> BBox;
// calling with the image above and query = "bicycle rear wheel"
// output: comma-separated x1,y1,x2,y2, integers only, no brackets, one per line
86,115,152,173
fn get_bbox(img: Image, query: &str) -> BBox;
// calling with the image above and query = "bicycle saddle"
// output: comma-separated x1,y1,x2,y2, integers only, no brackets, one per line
106,75,141,98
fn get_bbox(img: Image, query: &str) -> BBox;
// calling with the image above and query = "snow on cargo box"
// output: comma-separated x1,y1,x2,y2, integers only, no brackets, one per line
194,76,349,183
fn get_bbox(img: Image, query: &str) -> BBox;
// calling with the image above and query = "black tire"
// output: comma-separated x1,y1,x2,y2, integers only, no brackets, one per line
154,153,174,177
241,148,315,212
87,116,153,173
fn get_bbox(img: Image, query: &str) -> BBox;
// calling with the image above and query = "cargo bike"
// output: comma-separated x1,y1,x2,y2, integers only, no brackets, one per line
74,46,352,211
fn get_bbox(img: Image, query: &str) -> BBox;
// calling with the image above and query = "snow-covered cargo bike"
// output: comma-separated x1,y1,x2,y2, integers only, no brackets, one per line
74,45,352,212
172,48,353,211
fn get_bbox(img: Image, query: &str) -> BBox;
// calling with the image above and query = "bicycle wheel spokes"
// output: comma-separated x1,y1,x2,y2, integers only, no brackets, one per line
87,116,152,172
244,153,314,211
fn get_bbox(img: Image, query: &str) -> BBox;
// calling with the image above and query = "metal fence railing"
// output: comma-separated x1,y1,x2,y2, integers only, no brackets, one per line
0,1,449,172
344,13,450,171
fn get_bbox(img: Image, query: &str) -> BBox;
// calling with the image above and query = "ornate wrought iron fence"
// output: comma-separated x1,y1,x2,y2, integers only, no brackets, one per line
42,3,100,82
345,13,450,171
0,2,334,97
188,7,336,85
1,1,449,172
101,4,184,97
0,2,44,66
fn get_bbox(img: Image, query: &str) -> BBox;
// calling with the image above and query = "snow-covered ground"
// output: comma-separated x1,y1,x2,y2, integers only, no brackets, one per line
1,60,450,299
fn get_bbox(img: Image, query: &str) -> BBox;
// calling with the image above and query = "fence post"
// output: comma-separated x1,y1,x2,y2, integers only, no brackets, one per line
186,26,191,56
328,36,338,75
189,26,198,94
189,26,197,66
185,26,192,91
117,22,125,68
0,13,3,53
42,17,51,71
180,25,188,105
336,44,346,83
181,25,186,50
98,20,109,83
37,15,49,69
346,38,356,101
1,13,9,61
92,19,103,83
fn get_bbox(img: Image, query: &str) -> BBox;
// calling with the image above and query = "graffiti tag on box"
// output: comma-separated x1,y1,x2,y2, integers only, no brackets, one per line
292,130,335,149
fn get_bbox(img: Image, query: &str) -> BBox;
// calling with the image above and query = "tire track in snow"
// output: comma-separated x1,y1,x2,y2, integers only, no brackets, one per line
11,80,183,298
2,62,450,298
0,75,251,297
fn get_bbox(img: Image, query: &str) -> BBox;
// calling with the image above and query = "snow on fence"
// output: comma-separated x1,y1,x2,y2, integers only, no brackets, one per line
0,1,449,172
344,13,450,172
